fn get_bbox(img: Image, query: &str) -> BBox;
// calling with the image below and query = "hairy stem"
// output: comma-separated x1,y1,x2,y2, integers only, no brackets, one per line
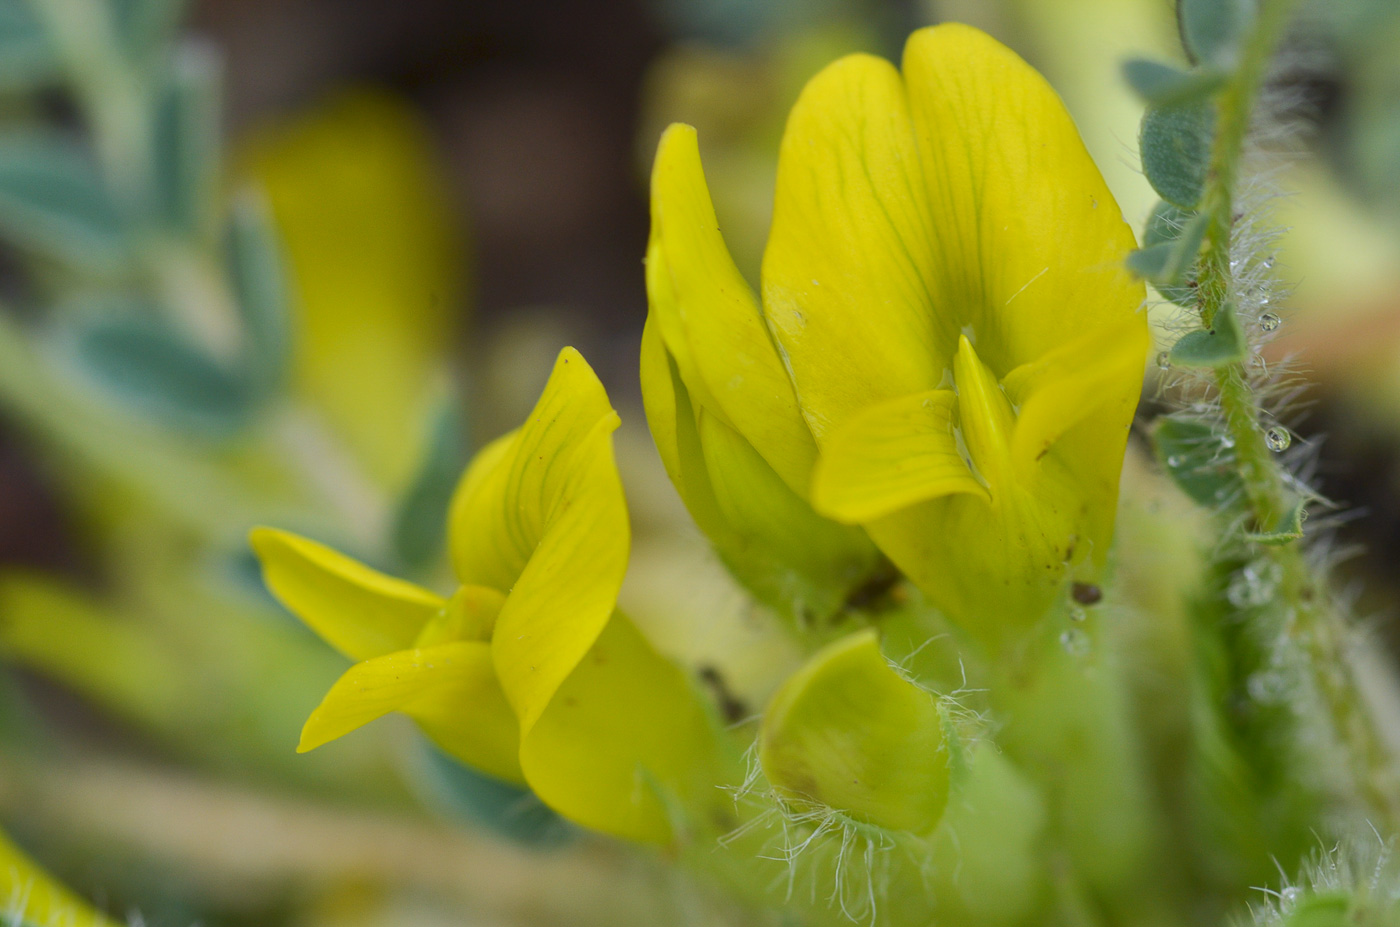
1191,0,1400,825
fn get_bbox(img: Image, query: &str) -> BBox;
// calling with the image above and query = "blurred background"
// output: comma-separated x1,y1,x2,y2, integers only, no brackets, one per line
0,0,1398,924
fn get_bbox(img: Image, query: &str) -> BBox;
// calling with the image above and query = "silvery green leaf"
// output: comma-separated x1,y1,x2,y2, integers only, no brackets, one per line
1154,416,1244,507
1244,499,1307,546
1122,58,1227,106
1128,204,1208,292
226,190,290,396
1178,0,1255,68
73,310,253,435
1140,100,1216,208
1170,301,1246,367
0,134,127,272
152,40,221,238
0,0,58,88
108,0,187,62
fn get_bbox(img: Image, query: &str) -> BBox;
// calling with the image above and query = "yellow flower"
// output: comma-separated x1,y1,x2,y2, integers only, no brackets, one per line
649,24,1148,643
252,348,720,844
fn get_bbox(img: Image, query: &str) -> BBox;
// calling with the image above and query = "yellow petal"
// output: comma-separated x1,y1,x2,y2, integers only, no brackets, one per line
900,23,1144,375
761,25,1144,437
952,334,1017,493
0,830,122,927
445,427,520,591
448,349,628,733
761,52,945,437
414,584,506,647
1003,316,1150,472
759,630,949,833
644,321,882,620
863,462,1082,645
520,612,722,844
299,641,523,785
811,388,987,523
447,347,617,598
250,527,443,661
646,123,818,493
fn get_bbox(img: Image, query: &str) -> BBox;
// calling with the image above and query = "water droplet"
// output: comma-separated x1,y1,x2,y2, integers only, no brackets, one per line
1220,434,1236,449
1155,351,1171,370
1059,628,1090,656
1259,311,1281,332
1262,255,1276,271
1166,454,1183,468
1265,426,1292,452
1069,606,1087,623
1248,670,1287,704
1279,886,1301,911
1227,559,1283,608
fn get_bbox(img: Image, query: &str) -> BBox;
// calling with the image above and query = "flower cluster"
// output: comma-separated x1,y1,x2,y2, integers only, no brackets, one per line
253,19,1147,883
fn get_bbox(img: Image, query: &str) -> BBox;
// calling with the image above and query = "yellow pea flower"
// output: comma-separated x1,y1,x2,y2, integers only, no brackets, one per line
642,124,885,624
650,24,1148,643
252,348,721,845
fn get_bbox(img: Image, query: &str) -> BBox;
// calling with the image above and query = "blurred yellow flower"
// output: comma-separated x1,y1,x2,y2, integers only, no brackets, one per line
647,24,1148,644
240,90,464,491
253,349,721,844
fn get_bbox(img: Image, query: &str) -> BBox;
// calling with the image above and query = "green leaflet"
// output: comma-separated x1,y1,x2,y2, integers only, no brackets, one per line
1170,301,1246,367
0,134,127,272
1153,416,1244,507
1140,101,1216,209
72,310,255,435
1177,0,1255,68
1122,58,1227,106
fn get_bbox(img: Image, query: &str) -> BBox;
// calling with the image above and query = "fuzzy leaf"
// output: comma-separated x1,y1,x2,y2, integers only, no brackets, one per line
226,191,291,395
152,41,220,238
1122,58,1227,105
1140,101,1215,208
74,313,255,434
1153,417,1243,507
1245,499,1307,546
1169,301,1245,367
0,135,126,271
1282,893,1351,927
0,0,57,89
1138,200,1205,302
1178,0,1255,68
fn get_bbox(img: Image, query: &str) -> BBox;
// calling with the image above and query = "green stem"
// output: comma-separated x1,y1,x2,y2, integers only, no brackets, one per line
1190,0,1400,825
